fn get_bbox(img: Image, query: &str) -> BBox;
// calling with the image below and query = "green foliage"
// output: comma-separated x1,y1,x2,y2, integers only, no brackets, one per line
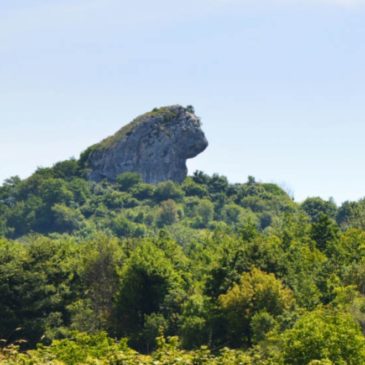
219,268,294,346
116,172,142,192
72,235,122,332
3,168,365,363
301,197,337,222
250,311,277,344
80,107,180,162
52,159,84,180
116,242,184,350
310,213,340,252
154,180,184,202
0,169,303,239
337,199,365,230
182,177,208,198
179,294,210,349
131,182,155,199
111,213,146,237
157,199,179,227
0,236,80,345
52,204,85,233
280,308,365,365
194,199,214,228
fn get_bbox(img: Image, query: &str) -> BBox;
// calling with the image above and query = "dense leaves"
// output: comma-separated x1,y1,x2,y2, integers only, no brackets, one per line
2,166,365,363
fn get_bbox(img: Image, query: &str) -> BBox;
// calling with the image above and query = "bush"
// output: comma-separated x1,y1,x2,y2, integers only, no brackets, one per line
116,172,142,192
154,181,184,202
157,200,179,227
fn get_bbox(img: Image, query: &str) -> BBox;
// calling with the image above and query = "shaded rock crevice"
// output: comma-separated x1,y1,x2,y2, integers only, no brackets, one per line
82,105,208,183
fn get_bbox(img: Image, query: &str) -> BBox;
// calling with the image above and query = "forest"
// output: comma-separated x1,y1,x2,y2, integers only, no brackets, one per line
2,159,365,364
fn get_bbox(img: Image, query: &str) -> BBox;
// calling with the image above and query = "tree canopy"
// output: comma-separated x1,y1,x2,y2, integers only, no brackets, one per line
2,165,365,363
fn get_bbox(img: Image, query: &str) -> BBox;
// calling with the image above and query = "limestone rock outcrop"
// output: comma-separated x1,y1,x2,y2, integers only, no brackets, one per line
81,105,208,183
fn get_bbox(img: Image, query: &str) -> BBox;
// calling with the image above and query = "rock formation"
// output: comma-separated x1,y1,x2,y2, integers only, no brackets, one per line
81,105,208,183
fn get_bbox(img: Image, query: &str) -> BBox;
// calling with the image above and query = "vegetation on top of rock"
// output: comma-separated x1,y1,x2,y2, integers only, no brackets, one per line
89,106,180,153
79,105,208,183
79,105,197,168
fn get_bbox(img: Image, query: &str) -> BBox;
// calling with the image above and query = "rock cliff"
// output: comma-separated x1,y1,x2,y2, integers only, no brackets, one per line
81,105,208,183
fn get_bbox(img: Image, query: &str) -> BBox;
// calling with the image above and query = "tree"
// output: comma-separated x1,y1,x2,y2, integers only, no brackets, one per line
222,204,242,225
0,236,80,345
186,105,195,113
219,268,294,346
250,310,277,344
310,213,340,252
131,183,155,200
52,204,85,233
337,199,365,230
154,181,184,202
52,159,83,180
207,174,228,195
194,199,214,228
111,213,145,237
157,200,179,227
280,309,365,365
192,170,210,185
116,242,183,350
301,197,337,222
116,172,142,192
69,235,122,332
181,177,208,198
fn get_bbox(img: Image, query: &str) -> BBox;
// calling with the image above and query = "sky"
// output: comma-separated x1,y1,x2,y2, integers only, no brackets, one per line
1,0,365,204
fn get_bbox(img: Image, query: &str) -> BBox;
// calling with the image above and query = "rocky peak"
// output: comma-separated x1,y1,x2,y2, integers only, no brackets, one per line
81,105,208,183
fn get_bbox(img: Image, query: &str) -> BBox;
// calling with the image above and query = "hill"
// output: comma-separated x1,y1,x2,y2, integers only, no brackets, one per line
2,109,365,364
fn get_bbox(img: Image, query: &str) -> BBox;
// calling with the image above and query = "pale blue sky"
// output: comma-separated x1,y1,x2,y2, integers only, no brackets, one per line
1,0,365,203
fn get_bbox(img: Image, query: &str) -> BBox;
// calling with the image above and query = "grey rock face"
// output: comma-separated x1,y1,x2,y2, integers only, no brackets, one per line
83,105,208,183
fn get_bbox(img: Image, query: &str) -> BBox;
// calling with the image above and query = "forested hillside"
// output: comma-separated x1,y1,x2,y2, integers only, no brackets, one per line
2,160,365,364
